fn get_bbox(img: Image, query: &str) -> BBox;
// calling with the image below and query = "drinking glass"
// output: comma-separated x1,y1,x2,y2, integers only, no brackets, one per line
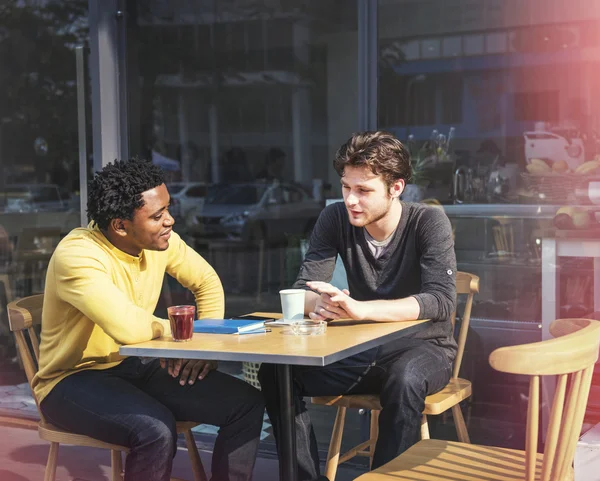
167,305,195,342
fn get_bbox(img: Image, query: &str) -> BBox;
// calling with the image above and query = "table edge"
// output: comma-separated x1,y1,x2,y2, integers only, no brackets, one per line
119,320,432,366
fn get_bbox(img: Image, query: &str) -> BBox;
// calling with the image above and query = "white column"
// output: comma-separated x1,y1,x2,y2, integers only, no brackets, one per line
88,0,124,170
540,236,557,441
541,237,557,341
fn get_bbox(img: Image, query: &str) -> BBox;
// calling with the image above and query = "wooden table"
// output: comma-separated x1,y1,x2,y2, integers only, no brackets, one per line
120,314,431,481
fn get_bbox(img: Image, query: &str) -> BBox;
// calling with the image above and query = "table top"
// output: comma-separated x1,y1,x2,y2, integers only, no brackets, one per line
119,313,431,366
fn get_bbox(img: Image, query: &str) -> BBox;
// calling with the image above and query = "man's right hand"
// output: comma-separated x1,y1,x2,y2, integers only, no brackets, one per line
307,283,352,320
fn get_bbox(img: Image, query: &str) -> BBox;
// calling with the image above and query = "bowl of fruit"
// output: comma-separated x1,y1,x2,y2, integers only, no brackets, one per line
522,158,600,203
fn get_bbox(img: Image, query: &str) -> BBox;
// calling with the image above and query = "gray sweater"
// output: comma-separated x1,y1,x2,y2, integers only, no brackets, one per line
293,201,457,361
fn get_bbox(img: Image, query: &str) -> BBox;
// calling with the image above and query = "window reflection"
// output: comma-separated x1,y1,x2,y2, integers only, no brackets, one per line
126,0,357,317
379,0,600,448
0,0,89,378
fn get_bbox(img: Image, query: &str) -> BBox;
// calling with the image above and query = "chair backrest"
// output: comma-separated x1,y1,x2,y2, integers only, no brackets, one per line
7,294,44,420
451,271,479,379
489,317,600,481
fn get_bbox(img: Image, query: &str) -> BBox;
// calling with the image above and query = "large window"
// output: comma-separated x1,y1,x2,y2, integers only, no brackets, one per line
378,0,600,448
124,1,358,313
0,0,89,372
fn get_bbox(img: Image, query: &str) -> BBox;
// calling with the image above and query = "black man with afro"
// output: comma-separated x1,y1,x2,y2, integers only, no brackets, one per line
33,158,264,481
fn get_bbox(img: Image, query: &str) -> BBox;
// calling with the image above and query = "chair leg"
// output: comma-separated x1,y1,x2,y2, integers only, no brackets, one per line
452,404,471,443
369,410,380,468
184,429,208,481
110,450,123,481
420,414,430,440
44,442,59,481
324,406,347,481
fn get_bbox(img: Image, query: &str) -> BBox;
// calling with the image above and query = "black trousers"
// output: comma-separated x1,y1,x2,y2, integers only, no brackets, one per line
41,357,265,481
259,337,452,481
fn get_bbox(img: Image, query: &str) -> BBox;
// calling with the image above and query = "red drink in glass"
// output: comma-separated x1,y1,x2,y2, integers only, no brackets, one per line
167,305,195,342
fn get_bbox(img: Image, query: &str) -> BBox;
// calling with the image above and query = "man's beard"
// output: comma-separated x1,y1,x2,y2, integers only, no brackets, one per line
347,198,394,227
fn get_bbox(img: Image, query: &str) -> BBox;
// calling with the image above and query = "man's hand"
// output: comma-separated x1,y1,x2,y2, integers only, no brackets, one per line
160,359,218,385
306,281,367,321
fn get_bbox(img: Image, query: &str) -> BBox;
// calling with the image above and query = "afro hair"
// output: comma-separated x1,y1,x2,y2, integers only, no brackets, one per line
87,158,166,230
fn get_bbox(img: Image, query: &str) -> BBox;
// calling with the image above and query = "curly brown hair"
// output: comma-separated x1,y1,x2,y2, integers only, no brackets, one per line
333,131,411,189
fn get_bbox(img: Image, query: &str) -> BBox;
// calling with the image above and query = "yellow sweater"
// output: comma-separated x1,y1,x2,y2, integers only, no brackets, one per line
32,225,224,403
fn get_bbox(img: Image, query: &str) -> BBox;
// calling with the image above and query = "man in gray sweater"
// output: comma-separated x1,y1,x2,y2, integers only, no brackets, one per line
259,131,457,481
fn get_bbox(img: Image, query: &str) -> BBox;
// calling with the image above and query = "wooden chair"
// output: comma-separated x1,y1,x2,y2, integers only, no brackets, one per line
7,294,208,481
312,271,479,481
353,317,600,481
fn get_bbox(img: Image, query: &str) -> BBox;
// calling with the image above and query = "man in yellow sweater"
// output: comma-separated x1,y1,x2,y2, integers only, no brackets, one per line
33,158,264,481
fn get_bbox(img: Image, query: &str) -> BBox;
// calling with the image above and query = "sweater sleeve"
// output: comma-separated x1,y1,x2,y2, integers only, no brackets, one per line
53,241,171,345
412,207,457,321
293,204,340,289
165,232,225,319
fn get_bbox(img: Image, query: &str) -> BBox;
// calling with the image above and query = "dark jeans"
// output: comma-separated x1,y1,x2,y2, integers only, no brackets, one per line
258,337,452,481
40,357,265,481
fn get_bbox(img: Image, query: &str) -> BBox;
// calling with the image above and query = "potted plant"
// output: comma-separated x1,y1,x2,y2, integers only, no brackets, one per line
402,128,454,202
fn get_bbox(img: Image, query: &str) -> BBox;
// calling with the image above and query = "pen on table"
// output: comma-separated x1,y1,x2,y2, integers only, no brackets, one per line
238,328,272,335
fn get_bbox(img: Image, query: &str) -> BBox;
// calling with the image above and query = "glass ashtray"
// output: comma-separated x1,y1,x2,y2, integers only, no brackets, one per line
291,320,327,336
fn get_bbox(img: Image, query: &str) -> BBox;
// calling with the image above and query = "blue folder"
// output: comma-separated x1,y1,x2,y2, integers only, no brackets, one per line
193,319,265,334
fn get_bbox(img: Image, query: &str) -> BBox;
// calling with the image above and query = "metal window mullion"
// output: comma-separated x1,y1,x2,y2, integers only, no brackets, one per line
116,0,129,160
357,0,378,131
88,0,126,171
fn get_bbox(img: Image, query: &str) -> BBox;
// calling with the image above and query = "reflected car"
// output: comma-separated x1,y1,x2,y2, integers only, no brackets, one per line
167,182,209,221
185,182,322,245
0,184,67,213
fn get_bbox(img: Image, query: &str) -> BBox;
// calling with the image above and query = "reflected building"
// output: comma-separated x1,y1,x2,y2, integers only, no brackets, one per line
126,0,358,188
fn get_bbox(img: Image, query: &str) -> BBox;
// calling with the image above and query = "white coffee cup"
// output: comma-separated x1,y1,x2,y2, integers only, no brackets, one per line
279,289,306,322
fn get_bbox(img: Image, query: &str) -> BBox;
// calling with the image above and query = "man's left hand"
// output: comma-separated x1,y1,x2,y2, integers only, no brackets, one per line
306,281,367,321
160,358,218,385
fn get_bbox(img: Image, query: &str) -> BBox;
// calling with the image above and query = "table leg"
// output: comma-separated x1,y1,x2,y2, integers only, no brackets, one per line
276,364,297,481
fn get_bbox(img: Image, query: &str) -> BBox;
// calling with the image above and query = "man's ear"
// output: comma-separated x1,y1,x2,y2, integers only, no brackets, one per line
390,179,405,199
109,218,129,238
